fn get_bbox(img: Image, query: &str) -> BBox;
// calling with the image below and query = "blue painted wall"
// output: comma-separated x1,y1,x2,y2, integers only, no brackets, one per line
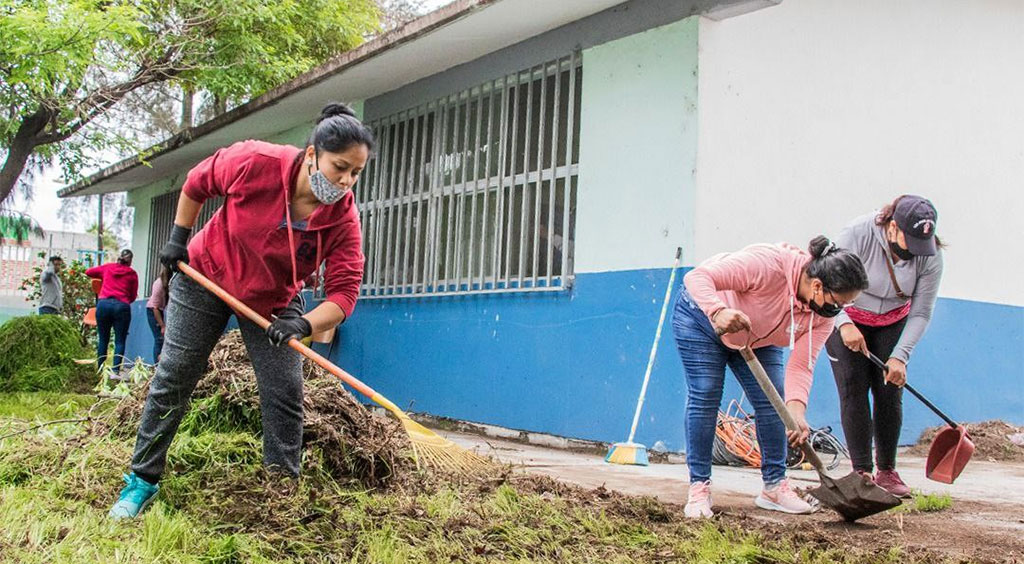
122,268,1023,451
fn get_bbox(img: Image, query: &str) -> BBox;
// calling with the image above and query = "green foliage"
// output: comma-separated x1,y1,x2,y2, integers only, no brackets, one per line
18,252,97,332
893,490,953,514
85,223,121,257
178,394,263,436
0,315,92,392
0,392,94,420
0,0,380,201
0,211,44,242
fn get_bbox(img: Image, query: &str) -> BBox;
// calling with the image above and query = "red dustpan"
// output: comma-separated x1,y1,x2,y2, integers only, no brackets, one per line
925,424,974,484
867,352,974,483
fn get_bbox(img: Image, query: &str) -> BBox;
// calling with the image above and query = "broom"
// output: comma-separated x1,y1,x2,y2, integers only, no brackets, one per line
605,247,681,466
179,262,491,473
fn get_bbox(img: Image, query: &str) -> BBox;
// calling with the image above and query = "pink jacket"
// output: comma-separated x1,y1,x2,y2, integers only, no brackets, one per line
683,243,834,406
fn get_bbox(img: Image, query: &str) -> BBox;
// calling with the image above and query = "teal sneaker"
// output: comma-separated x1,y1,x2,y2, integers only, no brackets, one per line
108,472,159,519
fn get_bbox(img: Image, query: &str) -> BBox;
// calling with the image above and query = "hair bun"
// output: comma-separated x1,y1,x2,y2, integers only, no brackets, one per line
808,235,833,259
317,102,356,124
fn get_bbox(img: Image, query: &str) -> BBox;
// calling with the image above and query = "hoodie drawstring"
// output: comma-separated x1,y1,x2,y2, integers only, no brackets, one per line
284,195,299,289
788,294,796,350
807,311,814,370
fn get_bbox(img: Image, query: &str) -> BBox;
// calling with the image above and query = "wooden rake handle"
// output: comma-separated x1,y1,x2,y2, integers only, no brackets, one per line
178,262,379,400
739,346,828,474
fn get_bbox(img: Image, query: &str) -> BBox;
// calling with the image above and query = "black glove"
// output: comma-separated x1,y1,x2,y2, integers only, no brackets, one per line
267,315,312,347
159,224,191,272
280,292,306,319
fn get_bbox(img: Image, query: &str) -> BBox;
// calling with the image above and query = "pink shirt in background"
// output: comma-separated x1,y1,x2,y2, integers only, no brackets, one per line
86,263,139,305
683,243,836,406
147,277,168,310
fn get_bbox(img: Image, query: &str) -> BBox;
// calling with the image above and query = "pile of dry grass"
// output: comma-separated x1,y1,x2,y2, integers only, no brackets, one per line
97,331,414,487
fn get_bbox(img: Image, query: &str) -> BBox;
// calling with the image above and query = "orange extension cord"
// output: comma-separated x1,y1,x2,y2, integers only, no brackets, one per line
714,400,806,468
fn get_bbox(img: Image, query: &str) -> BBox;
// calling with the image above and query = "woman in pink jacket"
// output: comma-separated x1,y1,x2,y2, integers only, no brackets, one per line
673,236,868,518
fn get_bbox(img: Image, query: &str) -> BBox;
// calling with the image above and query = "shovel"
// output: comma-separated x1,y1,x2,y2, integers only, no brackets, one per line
865,352,974,484
740,346,901,521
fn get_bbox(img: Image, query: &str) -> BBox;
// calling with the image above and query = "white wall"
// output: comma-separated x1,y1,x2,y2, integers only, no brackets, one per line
575,17,699,274
696,0,1024,306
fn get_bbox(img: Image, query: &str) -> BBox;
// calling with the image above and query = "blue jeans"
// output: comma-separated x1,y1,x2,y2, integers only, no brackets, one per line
38,306,59,315
97,298,132,373
146,308,165,363
672,288,788,485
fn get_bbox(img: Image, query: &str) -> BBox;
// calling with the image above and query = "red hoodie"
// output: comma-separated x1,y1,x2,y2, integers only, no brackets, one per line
182,140,364,320
86,263,139,305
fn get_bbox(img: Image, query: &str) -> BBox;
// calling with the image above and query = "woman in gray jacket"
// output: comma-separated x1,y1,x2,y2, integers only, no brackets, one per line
825,195,943,497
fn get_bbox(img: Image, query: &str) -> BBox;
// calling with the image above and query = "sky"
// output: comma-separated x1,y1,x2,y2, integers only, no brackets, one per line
13,166,77,233
18,0,457,235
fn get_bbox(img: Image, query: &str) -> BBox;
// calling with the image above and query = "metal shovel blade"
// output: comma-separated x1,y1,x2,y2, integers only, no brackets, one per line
808,470,902,522
926,425,975,484
738,346,902,522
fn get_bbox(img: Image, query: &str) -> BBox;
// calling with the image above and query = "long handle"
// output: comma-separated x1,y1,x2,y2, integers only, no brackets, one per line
625,247,682,443
739,346,828,474
178,262,379,400
865,351,958,428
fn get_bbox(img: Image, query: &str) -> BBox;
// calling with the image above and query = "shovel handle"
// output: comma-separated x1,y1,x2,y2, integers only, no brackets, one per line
739,346,828,474
864,351,958,429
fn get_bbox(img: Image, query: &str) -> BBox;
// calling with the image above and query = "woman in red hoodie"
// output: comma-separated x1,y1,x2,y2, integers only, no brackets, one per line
109,103,372,519
86,249,139,375
673,236,868,519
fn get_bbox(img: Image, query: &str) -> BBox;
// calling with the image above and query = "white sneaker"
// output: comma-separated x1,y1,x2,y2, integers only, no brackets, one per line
684,480,714,519
755,478,813,514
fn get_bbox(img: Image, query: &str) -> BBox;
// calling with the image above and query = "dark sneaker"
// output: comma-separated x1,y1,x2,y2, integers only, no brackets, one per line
108,472,160,519
874,469,912,498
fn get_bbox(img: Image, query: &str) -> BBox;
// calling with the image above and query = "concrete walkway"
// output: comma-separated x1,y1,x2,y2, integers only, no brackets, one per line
448,431,1024,507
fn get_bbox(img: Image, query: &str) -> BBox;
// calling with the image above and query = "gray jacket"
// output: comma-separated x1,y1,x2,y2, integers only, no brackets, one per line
835,213,943,364
39,264,63,311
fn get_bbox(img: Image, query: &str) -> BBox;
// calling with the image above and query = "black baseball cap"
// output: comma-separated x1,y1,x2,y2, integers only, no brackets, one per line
893,195,938,256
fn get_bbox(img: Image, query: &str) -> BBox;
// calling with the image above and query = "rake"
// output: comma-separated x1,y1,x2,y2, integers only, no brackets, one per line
179,262,492,474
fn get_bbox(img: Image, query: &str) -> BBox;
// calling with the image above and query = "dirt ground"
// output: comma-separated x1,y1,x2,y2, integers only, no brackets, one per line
453,431,1024,563
908,420,1024,463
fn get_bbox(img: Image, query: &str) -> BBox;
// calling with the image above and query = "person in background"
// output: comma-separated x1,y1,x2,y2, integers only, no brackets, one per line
87,249,139,374
38,256,64,315
674,236,868,519
826,195,944,498
146,267,170,363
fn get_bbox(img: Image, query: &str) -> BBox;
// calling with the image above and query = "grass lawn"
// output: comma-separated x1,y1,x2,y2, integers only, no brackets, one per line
0,391,964,563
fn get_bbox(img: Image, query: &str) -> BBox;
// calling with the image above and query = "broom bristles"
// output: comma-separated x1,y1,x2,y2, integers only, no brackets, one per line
377,397,493,473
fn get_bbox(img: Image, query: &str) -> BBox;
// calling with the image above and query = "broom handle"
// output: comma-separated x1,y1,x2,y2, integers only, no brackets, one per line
864,351,958,428
625,247,682,444
739,346,827,474
178,262,379,400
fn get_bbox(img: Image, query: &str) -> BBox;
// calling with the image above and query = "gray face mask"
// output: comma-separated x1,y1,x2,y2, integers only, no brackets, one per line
308,154,347,205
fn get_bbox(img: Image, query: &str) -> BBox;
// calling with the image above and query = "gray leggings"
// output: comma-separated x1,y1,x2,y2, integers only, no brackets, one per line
130,273,303,482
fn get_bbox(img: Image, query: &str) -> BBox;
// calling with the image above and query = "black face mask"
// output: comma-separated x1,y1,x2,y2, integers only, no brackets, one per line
807,288,844,318
889,241,914,261
809,299,843,318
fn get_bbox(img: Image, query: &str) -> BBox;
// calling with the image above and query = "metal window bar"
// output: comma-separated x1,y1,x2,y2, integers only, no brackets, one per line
145,191,222,292
360,53,580,298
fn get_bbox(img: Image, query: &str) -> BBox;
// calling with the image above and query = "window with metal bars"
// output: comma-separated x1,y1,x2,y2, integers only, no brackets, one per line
145,190,223,293
357,53,581,298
